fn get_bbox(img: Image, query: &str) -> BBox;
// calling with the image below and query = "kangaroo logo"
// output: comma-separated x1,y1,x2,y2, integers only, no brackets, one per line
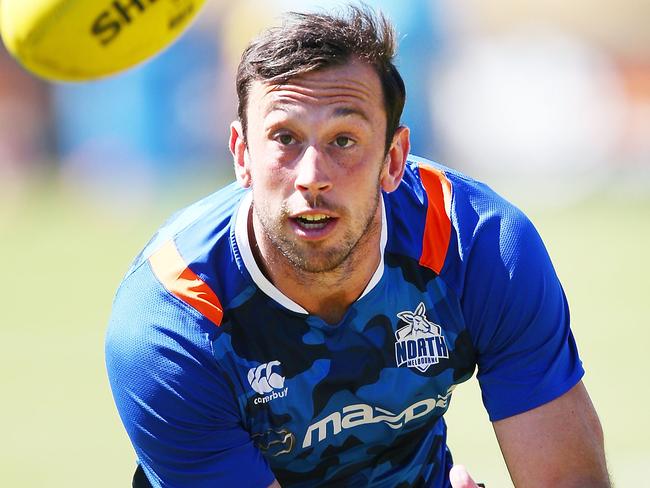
395,302,449,372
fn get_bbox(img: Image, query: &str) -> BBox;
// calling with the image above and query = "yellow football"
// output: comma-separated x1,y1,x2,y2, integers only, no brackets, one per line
0,0,207,82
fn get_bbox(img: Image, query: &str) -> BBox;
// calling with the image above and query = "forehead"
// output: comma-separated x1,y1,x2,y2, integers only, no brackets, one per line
247,60,385,118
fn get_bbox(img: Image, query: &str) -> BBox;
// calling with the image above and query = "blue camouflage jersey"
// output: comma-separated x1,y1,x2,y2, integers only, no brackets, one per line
106,157,584,487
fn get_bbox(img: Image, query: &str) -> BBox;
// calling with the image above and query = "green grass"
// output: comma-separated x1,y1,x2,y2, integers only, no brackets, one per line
0,177,223,487
1,178,648,486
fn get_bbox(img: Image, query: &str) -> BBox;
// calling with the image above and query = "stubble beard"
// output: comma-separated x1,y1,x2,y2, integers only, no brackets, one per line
253,189,381,275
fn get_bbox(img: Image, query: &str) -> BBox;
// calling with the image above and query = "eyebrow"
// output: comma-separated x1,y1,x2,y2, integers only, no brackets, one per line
264,102,289,117
332,106,370,123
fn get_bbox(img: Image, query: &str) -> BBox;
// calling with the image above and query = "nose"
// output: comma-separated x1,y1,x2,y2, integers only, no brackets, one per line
294,145,333,196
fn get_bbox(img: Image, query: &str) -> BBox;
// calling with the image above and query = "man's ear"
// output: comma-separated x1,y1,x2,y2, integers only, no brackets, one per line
230,120,251,188
380,125,410,193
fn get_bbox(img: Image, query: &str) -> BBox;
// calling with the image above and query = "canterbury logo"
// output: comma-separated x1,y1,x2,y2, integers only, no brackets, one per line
248,360,286,395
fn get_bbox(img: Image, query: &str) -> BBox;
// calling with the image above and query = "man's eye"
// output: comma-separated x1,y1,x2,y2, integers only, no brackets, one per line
334,136,354,148
277,134,295,145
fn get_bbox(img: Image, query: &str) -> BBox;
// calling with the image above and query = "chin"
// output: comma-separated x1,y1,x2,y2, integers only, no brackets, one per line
286,247,351,274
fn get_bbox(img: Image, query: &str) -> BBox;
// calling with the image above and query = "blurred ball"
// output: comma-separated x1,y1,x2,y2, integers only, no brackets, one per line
0,0,207,82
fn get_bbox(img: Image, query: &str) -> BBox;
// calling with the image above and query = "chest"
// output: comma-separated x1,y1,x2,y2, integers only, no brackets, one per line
214,269,475,468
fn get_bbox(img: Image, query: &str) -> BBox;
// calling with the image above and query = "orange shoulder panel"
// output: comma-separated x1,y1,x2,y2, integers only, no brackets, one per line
418,164,452,274
148,240,224,326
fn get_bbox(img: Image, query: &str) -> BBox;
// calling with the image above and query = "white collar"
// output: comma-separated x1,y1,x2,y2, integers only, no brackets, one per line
234,192,387,314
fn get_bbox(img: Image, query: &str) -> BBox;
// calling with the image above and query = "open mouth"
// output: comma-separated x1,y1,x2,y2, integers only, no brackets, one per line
293,214,333,230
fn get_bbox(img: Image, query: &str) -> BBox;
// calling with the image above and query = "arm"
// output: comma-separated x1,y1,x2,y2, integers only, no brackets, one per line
455,197,609,486
493,381,609,487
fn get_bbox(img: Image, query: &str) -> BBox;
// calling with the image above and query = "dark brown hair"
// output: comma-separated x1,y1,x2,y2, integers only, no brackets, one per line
235,5,406,152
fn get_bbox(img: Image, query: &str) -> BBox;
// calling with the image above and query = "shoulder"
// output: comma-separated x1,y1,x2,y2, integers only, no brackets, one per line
118,181,251,323
106,243,222,376
107,181,250,375
386,155,532,279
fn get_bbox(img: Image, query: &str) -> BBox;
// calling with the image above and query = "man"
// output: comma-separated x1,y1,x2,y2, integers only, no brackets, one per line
106,6,610,487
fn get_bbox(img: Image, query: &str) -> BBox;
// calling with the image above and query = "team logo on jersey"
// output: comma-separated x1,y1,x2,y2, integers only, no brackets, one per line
248,360,288,404
394,302,449,372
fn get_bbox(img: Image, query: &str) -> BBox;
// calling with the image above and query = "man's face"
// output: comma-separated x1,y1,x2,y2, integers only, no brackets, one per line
234,60,401,273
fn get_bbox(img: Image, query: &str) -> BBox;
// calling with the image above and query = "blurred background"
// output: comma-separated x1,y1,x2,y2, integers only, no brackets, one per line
1,0,648,486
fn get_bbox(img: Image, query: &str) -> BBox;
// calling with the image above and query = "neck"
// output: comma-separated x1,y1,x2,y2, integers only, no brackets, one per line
248,204,383,325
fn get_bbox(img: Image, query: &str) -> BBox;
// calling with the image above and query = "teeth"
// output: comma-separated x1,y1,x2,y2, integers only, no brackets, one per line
299,214,328,222
295,214,331,230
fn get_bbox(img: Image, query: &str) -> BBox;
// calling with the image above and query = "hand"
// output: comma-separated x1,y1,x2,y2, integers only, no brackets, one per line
449,464,483,488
